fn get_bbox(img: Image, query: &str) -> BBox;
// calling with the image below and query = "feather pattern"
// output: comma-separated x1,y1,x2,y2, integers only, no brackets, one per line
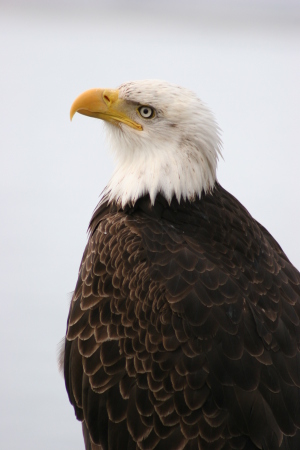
64,184,300,449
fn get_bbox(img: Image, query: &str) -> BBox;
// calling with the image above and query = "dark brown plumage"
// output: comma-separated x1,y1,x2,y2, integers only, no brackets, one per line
63,183,300,450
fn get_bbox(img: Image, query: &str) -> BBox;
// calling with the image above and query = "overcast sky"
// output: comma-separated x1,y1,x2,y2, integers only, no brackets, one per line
0,2,299,449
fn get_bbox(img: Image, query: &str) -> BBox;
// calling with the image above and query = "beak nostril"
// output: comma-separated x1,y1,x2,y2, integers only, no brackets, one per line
104,95,110,104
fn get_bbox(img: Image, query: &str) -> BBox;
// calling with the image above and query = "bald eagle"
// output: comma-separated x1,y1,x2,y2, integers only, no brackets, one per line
63,80,300,450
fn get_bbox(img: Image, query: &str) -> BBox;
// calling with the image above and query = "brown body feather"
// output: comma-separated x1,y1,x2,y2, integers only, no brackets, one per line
64,183,300,450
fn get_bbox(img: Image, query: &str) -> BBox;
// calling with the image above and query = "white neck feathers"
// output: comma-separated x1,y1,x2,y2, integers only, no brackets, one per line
102,80,222,207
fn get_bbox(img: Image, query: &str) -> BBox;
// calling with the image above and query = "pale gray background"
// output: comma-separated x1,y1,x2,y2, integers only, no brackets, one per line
0,1,299,449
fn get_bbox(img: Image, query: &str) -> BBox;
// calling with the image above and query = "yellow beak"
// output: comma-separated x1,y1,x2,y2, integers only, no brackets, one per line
70,88,142,131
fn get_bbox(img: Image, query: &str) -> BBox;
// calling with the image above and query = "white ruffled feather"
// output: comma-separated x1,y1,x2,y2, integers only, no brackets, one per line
102,80,222,207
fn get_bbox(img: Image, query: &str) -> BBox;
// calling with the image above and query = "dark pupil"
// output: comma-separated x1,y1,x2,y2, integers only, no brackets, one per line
143,108,149,115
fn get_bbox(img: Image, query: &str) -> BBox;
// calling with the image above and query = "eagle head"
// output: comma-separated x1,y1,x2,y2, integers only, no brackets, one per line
70,80,222,206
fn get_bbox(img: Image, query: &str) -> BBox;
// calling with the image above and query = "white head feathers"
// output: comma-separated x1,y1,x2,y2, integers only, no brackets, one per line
103,80,222,207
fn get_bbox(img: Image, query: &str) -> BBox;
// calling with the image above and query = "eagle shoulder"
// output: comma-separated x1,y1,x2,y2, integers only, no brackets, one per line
64,186,300,450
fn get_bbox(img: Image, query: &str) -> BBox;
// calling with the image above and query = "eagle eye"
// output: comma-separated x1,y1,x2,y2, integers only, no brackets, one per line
138,105,155,119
